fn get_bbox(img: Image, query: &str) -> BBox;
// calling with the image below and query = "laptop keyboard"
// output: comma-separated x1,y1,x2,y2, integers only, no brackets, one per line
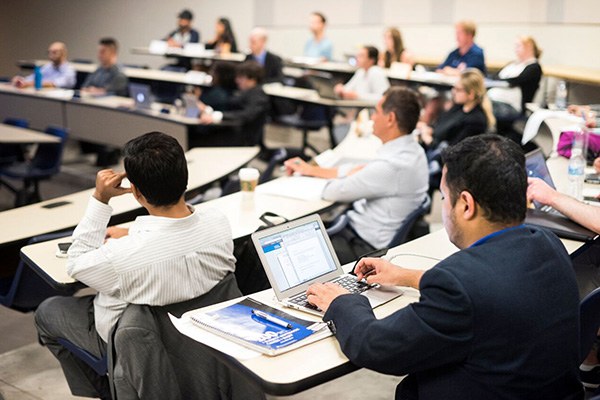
289,276,373,310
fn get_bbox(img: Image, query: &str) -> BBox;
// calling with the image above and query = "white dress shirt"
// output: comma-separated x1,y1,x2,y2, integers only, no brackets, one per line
25,61,76,89
343,65,390,101
322,135,428,248
67,197,236,342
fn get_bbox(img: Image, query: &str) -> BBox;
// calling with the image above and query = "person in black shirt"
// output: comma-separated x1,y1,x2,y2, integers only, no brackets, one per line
199,61,269,146
417,68,494,149
205,18,237,54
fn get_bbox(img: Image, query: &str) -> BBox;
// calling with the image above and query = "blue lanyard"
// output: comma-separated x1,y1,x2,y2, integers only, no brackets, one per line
469,224,525,248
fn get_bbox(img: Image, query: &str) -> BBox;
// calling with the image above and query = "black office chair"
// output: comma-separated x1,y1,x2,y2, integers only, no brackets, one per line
1,118,29,166
0,126,68,206
154,65,186,104
0,231,82,312
327,196,431,253
272,105,333,157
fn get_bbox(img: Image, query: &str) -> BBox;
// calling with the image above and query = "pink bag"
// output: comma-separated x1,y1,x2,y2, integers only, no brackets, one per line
557,130,600,164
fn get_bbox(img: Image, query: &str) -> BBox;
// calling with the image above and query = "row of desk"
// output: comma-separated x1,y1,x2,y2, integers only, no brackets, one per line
15,125,591,395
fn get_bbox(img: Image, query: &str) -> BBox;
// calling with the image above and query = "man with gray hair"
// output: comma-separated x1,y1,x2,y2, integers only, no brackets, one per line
245,27,283,83
12,42,76,89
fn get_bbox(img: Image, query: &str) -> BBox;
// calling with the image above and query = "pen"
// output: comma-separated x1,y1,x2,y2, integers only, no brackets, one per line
251,309,292,329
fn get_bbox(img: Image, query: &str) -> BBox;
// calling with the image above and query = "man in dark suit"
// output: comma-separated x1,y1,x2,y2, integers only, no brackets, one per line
199,61,270,146
307,134,583,400
245,27,283,84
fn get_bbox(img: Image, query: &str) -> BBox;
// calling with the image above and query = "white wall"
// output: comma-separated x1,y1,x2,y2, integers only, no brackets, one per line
0,0,598,78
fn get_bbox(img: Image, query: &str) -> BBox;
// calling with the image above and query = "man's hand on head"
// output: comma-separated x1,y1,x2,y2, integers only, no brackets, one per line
93,170,132,204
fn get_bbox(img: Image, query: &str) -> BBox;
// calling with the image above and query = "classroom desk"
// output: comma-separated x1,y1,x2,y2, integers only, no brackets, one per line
0,84,238,149
167,227,584,396
18,129,379,287
1,146,258,248
130,46,247,63
17,60,214,87
0,123,60,144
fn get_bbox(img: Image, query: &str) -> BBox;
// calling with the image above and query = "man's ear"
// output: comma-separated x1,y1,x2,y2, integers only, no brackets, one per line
387,110,396,129
458,190,477,221
130,183,141,201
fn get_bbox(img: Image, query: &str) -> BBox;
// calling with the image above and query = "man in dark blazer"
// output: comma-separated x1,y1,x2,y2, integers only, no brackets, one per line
307,134,583,400
199,61,270,146
245,27,283,84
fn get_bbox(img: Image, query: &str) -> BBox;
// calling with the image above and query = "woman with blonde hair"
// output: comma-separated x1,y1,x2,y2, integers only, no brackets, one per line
378,27,414,68
488,35,543,120
418,68,493,149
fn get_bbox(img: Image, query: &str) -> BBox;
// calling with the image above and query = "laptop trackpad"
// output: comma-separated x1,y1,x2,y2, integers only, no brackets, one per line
364,286,404,307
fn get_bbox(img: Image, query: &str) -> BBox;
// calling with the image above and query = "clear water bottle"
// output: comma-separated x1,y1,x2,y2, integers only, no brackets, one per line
34,65,42,90
555,80,568,110
568,147,585,201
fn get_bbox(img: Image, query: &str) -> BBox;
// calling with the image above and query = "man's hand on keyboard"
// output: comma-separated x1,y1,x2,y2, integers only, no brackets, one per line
306,282,350,313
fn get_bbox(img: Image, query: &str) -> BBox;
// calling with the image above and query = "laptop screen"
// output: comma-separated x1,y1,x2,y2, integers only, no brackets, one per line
258,220,338,294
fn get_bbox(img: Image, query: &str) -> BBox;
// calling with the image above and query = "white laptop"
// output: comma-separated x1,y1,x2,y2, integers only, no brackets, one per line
251,214,404,316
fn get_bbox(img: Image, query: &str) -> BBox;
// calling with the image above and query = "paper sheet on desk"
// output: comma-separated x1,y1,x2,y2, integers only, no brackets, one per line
256,177,328,201
168,313,261,360
521,110,582,145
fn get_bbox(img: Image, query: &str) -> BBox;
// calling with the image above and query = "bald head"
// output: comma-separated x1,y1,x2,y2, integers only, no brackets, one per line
249,27,268,56
48,42,67,65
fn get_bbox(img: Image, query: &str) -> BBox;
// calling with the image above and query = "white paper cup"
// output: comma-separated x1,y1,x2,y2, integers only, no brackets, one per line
239,168,260,192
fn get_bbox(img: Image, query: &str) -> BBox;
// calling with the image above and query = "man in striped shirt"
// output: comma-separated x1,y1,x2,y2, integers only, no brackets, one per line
34,131,236,399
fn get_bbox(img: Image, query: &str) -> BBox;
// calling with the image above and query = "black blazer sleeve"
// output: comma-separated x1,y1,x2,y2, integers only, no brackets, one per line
222,87,269,124
264,52,284,84
324,266,474,376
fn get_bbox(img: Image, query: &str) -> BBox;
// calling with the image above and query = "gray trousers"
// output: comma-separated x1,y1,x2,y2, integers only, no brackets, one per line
34,295,110,399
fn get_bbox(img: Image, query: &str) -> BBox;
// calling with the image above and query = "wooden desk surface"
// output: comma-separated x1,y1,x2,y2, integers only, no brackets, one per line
0,123,60,144
1,146,259,246
17,60,214,87
130,46,247,62
263,83,377,108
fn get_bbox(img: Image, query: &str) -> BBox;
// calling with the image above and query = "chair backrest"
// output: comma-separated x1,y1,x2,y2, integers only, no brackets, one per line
30,126,68,172
0,230,79,312
580,286,600,363
4,118,29,128
387,196,431,248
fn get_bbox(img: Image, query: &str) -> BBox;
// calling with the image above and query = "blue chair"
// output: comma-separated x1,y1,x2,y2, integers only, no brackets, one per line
57,337,108,375
0,231,81,312
580,287,600,364
327,196,432,249
0,126,68,206
1,118,29,166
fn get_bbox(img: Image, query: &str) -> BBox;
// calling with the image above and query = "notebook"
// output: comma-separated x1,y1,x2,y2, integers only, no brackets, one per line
525,149,597,241
188,297,329,356
251,214,404,316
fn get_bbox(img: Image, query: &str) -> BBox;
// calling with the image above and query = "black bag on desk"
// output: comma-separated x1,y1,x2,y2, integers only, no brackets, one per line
234,212,287,295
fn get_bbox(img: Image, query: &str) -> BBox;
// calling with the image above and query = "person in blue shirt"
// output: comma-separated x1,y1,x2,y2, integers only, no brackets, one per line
305,12,333,61
12,42,76,89
437,20,486,76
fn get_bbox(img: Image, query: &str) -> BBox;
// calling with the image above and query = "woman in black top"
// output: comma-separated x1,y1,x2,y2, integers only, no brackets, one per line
206,18,238,54
199,61,237,111
418,68,494,149
488,36,542,120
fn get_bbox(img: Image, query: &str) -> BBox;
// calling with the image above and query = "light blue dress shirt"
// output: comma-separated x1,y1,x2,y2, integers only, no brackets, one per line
25,61,76,88
304,37,333,60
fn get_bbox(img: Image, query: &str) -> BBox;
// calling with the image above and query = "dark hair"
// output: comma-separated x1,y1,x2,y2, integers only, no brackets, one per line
312,12,326,24
383,28,405,68
441,134,527,225
178,9,193,20
123,131,188,207
236,61,264,84
211,61,237,91
381,87,421,134
99,37,118,52
217,18,237,53
364,46,379,63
